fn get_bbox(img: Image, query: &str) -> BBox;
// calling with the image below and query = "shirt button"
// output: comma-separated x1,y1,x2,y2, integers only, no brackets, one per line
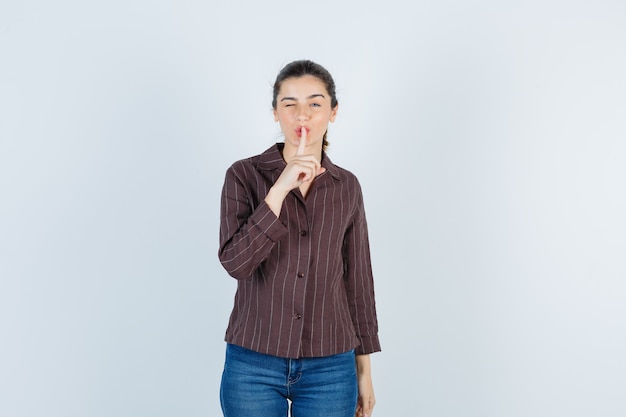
294,313,302,320
300,230,308,237
297,272,305,278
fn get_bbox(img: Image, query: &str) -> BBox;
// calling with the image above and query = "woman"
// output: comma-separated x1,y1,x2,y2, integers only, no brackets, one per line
218,60,380,417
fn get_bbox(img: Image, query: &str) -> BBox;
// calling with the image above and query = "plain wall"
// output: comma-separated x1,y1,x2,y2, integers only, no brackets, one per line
1,0,625,416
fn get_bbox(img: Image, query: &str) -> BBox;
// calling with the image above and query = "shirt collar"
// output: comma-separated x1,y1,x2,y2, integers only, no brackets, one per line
257,143,341,180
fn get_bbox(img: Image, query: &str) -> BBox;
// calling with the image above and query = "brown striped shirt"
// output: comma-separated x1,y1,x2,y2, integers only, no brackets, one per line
218,143,380,358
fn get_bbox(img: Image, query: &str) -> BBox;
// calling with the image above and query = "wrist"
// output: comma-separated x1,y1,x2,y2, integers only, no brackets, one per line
265,186,289,217
267,185,289,201
267,184,291,200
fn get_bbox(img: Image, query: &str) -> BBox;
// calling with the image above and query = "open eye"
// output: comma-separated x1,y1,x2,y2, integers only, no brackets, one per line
310,103,322,108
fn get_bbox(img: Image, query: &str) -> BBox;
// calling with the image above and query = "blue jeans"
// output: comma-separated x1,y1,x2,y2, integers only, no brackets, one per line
220,344,358,417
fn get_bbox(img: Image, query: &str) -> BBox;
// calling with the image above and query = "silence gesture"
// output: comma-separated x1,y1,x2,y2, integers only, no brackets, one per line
264,126,326,216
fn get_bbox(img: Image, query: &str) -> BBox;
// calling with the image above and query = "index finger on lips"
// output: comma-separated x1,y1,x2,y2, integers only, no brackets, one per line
296,126,307,156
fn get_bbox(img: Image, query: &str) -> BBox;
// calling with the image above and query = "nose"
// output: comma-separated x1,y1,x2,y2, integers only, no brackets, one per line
296,104,310,122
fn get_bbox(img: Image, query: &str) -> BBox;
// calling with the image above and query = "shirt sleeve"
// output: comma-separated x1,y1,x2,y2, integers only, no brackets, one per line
218,164,287,280
343,182,381,355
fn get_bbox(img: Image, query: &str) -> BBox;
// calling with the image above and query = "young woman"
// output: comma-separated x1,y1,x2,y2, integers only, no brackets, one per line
218,60,380,417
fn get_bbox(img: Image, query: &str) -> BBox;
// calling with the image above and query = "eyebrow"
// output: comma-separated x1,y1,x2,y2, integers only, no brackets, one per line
280,94,326,102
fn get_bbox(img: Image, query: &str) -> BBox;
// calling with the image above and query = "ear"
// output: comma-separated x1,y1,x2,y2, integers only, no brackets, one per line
329,104,338,123
273,108,279,122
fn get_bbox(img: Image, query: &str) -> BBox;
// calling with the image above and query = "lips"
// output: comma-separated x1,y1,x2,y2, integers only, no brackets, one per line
297,126,309,137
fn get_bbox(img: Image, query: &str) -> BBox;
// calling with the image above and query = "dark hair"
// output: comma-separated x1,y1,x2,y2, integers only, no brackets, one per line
272,60,338,151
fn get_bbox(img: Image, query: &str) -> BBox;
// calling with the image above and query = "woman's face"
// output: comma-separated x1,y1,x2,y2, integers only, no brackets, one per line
273,75,338,149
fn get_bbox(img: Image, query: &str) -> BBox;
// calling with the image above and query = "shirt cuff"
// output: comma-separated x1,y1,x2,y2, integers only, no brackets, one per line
355,335,382,355
250,200,287,242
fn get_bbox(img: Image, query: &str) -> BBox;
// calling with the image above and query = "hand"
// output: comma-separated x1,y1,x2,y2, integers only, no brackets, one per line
355,372,376,417
273,126,325,193
264,127,325,217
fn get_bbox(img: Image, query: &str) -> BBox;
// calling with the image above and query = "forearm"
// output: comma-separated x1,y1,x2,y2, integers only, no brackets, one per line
355,354,376,417
356,354,371,377
219,201,287,279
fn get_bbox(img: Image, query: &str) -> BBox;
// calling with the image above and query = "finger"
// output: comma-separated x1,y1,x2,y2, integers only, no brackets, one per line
296,126,307,155
294,161,316,184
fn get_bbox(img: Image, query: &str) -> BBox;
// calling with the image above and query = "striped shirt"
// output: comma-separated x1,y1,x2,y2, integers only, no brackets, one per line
218,143,381,359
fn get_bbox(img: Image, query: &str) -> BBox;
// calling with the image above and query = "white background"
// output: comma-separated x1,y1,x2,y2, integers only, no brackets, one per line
1,1,625,416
